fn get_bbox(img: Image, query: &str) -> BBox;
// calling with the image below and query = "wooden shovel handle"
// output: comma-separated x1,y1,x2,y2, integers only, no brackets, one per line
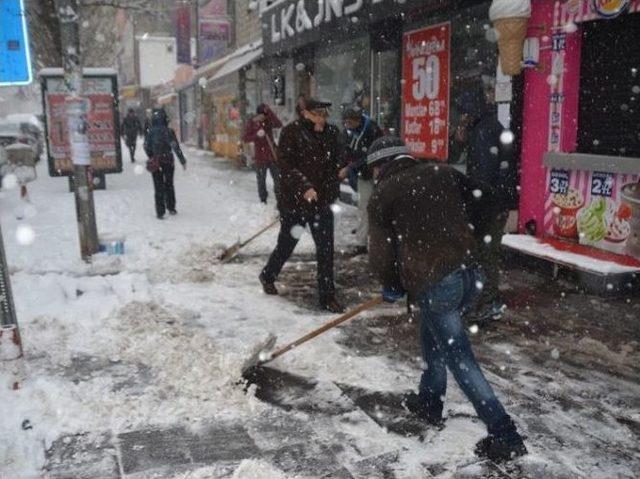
266,296,384,363
240,217,280,247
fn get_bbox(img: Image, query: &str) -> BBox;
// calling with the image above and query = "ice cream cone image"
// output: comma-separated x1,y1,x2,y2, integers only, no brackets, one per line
490,0,531,76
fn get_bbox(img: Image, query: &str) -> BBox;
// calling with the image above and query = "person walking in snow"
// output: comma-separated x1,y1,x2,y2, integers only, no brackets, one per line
144,108,187,220
366,136,527,463
121,108,142,163
259,98,345,314
242,103,283,204
338,106,383,254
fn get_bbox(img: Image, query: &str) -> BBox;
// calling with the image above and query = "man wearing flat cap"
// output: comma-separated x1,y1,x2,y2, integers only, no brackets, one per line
259,97,345,313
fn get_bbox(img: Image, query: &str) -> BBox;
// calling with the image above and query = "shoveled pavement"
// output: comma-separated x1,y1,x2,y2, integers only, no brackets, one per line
43,251,640,478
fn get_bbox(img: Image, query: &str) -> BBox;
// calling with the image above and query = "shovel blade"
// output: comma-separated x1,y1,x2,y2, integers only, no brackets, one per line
241,333,277,377
218,242,241,262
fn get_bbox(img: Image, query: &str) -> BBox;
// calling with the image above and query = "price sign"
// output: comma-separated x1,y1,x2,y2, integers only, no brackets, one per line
549,169,570,194
401,22,450,161
591,171,614,197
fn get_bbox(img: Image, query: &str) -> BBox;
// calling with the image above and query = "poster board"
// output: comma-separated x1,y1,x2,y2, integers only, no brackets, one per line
40,71,122,177
544,168,640,259
401,22,450,161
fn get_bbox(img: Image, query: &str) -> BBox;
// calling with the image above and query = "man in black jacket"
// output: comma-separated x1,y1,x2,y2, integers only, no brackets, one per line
121,108,142,163
259,98,345,313
455,81,514,319
367,136,527,463
144,108,187,219
339,106,383,254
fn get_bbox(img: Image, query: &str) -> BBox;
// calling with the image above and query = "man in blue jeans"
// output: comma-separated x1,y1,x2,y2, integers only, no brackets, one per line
366,136,527,462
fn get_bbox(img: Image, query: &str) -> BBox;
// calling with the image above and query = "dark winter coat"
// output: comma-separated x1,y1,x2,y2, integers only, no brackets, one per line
144,116,186,166
368,157,499,295
276,118,343,217
242,108,283,167
122,114,142,143
342,115,383,181
457,87,514,210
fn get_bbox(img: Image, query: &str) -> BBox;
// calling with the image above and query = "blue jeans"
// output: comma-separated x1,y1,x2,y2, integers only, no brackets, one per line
417,267,509,430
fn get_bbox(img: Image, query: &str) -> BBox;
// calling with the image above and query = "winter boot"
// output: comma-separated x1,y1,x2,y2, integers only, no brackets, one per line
475,417,527,462
319,295,345,313
401,392,444,427
259,273,278,295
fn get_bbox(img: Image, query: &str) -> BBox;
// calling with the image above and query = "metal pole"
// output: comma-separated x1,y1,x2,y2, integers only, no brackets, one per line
0,223,22,360
54,0,99,262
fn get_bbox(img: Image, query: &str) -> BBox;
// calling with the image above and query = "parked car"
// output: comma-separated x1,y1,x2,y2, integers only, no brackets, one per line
0,120,41,160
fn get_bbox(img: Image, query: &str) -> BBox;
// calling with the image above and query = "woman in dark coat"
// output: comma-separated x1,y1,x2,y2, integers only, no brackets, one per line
144,109,187,219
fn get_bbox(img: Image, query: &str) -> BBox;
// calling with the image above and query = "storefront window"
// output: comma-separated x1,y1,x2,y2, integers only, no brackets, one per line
578,13,640,158
315,36,371,123
372,49,401,134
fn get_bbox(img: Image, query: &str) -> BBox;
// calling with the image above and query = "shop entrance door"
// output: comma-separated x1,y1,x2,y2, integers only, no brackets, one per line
371,48,401,135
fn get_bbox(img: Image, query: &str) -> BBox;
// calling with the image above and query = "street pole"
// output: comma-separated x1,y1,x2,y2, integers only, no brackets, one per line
54,0,99,262
0,224,22,360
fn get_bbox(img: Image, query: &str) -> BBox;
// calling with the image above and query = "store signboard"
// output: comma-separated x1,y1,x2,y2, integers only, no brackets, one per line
176,4,191,64
199,0,229,63
544,168,640,259
41,73,122,177
401,22,450,161
260,0,444,56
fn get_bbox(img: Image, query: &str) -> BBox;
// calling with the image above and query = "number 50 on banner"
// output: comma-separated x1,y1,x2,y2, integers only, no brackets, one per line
402,22,450,161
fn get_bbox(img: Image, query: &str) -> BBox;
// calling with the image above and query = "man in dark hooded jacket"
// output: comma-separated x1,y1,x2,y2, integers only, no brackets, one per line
367,136,527,463
259,98,345,313
455,81,513,319
121,108,142,163
144,108,187,219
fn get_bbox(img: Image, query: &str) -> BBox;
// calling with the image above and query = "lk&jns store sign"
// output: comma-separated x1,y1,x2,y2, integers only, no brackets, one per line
261,0,441,55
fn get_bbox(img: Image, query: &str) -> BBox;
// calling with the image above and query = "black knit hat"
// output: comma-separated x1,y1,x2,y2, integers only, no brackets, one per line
367,136,410,167
342,105,362,120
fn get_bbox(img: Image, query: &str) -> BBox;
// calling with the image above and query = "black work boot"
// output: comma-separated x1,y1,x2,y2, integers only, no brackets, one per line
259,273,278,295
401,392,444,428
319,295,345,313
475,417,527,462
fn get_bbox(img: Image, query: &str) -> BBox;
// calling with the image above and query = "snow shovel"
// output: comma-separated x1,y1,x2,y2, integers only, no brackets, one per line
218,217,280,263
242,296,384,377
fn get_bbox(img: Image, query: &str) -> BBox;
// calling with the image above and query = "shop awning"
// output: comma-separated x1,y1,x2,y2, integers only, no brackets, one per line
209,42,263,82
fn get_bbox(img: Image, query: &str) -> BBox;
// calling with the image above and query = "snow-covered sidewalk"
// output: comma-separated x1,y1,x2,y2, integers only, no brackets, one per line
1,146,639,478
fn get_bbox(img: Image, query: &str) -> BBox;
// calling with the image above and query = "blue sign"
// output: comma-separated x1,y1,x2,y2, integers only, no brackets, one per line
0,0,32,86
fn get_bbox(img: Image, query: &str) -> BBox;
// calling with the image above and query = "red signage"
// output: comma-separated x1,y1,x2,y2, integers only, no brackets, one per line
42,75,121,176
401,22,450,161
176,5,192,64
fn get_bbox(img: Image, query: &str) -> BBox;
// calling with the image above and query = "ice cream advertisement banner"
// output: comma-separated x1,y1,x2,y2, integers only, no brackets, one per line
401,22,450,161
545,169,640,259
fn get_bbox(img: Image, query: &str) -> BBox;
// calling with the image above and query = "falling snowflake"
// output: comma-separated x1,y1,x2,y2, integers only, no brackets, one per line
483,235,492,244
475,280,484,290
330,203,342,215
490,146,499,155
290,225,305,239
2,174,18,190
16,225,35,245
472,189,483,198
500,130,515,145
469,324,479,334
550,348,560,360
